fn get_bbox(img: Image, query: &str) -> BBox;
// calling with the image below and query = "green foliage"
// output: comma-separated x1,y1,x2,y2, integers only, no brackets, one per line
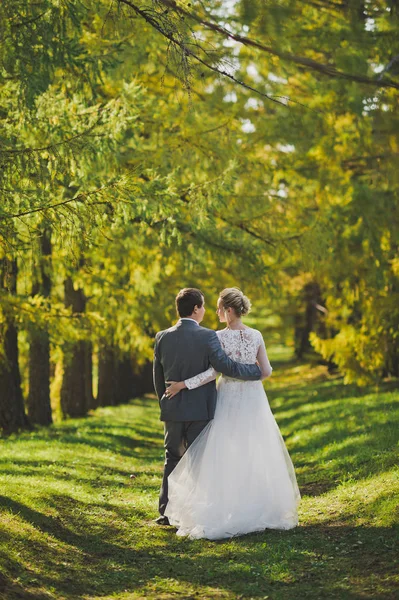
1,0,399,390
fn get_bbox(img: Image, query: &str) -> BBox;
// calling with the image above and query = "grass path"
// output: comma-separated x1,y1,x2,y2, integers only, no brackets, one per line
0,359,398,599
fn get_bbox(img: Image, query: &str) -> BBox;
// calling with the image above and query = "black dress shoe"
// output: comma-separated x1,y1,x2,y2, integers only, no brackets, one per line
154,515,171,526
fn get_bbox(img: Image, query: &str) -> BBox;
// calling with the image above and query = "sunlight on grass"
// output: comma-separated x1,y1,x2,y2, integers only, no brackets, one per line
0,363,398,599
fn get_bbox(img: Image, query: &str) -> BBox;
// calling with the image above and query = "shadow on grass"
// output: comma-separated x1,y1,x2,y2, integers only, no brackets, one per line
271,378,398,411
270,379,399,490
0,458,162,497
1,373,398,598
0,492,398,599
2,418,164,462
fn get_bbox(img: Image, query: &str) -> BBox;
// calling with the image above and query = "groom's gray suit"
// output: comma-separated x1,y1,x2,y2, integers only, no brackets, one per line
153,318,261,516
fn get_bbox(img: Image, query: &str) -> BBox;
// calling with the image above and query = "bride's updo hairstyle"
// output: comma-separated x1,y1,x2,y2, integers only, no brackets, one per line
219,287,251,317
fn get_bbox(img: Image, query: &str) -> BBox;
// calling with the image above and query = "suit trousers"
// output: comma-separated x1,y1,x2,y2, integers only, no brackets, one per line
159,419,209,515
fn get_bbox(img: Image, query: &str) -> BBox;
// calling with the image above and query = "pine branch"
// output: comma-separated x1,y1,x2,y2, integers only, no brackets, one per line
129,0,399,91
117,0,293,107
12,9,49,28
0,117,103,156
0,183,118,220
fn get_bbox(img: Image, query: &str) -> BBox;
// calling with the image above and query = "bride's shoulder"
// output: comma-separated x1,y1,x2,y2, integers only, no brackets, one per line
245,327,264,341
217,327,261,337
216,328,227,337
247,327,261,334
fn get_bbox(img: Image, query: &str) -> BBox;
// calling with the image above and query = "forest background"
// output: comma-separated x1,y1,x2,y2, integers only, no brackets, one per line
1,0,398,432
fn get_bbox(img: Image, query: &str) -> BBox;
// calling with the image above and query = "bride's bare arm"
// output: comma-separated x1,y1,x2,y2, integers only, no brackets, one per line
257,332,273,380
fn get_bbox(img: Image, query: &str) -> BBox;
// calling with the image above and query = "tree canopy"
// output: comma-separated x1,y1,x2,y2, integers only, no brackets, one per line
1,0,398,431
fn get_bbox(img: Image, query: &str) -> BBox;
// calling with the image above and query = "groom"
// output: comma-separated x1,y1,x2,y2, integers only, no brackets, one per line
153,287,261,525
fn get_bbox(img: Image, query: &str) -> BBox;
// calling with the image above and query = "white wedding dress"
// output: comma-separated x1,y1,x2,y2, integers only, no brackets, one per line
164,328,300,540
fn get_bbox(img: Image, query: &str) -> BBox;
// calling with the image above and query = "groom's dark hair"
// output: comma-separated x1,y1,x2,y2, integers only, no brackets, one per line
176,288,204,318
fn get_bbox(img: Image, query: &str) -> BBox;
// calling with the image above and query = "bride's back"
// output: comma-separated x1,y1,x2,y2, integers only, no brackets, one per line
218,328,262,364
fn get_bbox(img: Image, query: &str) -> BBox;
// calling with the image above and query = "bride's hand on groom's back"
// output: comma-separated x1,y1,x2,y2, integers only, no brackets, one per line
165,380,186,398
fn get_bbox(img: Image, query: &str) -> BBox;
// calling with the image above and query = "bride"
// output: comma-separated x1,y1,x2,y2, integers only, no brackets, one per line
163,288,300,540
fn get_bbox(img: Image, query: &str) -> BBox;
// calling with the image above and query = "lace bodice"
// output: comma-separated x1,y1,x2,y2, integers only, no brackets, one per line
218,328,263,362
185,328,272,390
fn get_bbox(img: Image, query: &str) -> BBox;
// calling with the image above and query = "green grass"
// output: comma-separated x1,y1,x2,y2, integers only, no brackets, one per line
0,359,398,600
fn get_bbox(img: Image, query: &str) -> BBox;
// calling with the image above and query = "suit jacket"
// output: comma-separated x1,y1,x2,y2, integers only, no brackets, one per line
153,319,261,422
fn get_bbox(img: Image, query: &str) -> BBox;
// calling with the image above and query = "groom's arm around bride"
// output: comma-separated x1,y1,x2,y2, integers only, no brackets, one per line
153,289,261,423
153,288,261,521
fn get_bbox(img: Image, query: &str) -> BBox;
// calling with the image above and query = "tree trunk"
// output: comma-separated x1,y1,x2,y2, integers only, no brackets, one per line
384,278,399,378
0,259,29,433
60,277,90,418
97,343,118,406
97,352,153,405
28,331,52,425
294,281,327,359
85,341,94,410
27,229,53,426
132,360,154,398
116,354,135,404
